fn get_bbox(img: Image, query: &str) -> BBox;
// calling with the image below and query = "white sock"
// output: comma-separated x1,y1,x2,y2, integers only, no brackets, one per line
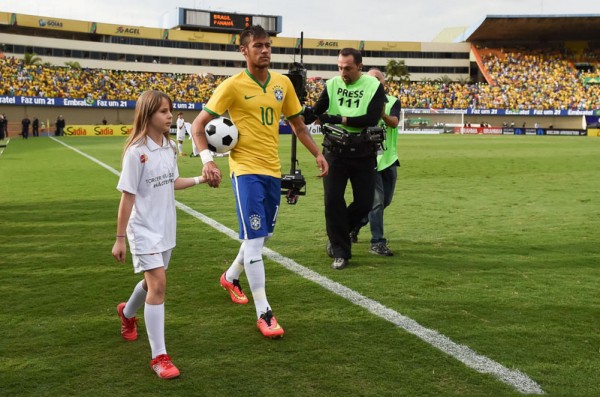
145,303,166,358
225,242,245,281
178,143,183,154
124,280,146,319
243,237,270,318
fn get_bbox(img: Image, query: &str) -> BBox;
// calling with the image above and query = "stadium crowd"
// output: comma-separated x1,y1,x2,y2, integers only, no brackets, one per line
0,56,225,104
1,47,600,110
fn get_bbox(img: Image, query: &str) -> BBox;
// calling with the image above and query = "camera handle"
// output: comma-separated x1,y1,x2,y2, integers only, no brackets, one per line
281,33,307,205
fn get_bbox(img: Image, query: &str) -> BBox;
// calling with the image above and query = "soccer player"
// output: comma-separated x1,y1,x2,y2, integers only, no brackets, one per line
175,112,187,156
191,25,328,338
112,90,209,379
185,121,200,157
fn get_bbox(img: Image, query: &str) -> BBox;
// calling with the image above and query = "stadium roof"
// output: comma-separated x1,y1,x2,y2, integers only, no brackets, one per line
461,14,600,43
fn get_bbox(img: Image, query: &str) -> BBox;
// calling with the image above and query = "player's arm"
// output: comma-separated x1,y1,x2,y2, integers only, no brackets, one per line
288,115,328,177
112,191,135,263
191,109,222,188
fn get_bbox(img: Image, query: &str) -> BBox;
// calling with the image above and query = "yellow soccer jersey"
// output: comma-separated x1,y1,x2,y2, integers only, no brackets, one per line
203,70,303,178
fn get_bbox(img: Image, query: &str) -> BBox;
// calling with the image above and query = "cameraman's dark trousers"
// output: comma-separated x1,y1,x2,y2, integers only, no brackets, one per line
323,149,377,259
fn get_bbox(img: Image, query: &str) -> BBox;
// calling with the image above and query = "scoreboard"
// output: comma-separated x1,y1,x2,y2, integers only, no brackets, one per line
179,9,281,34
210,12,251,30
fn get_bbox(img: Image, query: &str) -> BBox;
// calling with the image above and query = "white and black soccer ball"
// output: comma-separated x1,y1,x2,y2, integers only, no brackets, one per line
205,117,239,153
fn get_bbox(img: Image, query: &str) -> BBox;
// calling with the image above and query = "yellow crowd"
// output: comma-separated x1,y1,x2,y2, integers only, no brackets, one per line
0,57,225,104
1,47,600,110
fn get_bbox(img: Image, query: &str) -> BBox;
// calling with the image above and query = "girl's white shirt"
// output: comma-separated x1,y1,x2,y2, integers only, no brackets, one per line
117,136,179,254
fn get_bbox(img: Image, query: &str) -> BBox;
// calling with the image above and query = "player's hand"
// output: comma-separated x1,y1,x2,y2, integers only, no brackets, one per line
316,153,328,177
202,161,222,188
112,240,126,263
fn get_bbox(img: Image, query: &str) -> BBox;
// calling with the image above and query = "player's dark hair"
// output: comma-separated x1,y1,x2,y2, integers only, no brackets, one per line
339,48,362,65
240,25,269,47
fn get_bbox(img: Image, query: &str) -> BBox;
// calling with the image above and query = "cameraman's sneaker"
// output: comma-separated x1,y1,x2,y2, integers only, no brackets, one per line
370,242,394,256
257,309,284,339
116,302,138,341
331,257,348,270
150,354,180,379
220,272,249,304
326,240,333,258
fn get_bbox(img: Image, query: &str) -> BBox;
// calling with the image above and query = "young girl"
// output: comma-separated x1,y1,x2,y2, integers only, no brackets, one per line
111,90,206,379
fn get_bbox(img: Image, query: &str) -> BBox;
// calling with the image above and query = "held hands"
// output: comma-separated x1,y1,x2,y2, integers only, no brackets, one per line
202,162,222,188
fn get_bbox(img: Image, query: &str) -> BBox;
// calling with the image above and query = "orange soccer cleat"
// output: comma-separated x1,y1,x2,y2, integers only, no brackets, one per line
257,309,284,339
220,272,249,304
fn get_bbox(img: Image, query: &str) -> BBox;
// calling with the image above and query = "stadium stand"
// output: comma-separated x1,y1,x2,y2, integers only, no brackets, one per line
1,11,600,134
0,57,225,103
4,51,597,112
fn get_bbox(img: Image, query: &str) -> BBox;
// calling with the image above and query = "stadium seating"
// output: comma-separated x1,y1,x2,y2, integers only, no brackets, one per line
1,48,599,110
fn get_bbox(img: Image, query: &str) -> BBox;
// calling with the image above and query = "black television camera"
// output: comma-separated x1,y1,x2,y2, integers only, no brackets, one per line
322,124,386,157
281,61,308,204
281,170,306,205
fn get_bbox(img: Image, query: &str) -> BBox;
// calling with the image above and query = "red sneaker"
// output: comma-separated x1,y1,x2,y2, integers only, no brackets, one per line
257,309,284,339
150,354,180,379
220,272,249,304
116,302,138,341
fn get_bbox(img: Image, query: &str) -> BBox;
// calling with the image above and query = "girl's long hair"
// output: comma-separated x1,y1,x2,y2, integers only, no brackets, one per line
122,90,173,158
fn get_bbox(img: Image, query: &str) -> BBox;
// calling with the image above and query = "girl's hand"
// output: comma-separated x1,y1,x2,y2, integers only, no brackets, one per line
112,239,127,263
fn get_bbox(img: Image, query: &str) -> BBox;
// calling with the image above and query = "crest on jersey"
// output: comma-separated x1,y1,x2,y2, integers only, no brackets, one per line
249,214,262,230
273,85,284,102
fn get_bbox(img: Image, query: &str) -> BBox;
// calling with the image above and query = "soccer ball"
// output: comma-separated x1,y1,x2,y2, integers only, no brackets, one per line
205,117,238,153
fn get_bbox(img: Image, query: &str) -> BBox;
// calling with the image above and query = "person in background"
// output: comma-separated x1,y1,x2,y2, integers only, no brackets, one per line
351,68,400,256
111,90,211,379
21,115,31,139
3,114,8,138
32,116,39,137
55,115,66,136
175,112,187,156
185,121,199,157
0,114,5,141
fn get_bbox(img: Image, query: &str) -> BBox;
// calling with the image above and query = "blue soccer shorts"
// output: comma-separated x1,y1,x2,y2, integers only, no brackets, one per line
231,173,281,240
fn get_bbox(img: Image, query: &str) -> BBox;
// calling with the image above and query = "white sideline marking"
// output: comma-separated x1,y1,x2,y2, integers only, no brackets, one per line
53,137,544,395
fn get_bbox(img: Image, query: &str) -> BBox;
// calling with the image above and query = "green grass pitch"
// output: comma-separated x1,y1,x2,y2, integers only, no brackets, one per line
0,134,599,396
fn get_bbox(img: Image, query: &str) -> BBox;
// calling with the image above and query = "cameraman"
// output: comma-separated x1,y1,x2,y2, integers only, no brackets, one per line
309,48,386,270
351,68,401,256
